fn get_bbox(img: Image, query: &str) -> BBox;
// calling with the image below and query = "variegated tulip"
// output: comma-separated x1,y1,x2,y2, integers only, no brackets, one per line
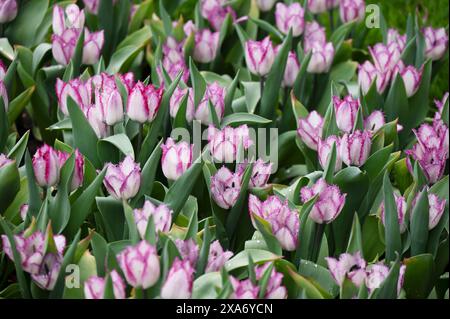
358,61,391,94
205,240,233,273
32,253,63,290
244,37,275,77
133,200,172,239
365,263,406,296
326,252,367,287
307,41,335,73
32,144,61,188
174,239,199,266
318,135,342,172
84,270,126,299
276,47,300,87
0,0,17,23
255,263,287,299
161,138,193,181
208,125,253,163
58,149,85,191
297,111,324,151
200,0,235,31
238,159,272,189
340,0,365,23
423,27,449,61
307,0,339,14
304,21,327,53
210,166,242,209
333,95,360,133
369,43,399,74
169,87,195,122
84,104,110,138
103,155,141,200
300,178,346,224
364,110,385,132
82,0,118,15
51,28,79,66
387,28,407,53
117,241,160,289
127,81,163,123
398,65,422,97
380,193,407,234
193,29,220,63
52,4,85,36
195,82,226,124
435,92,448,115
82,29,104,65
160,258,194,299
90,73,124,126
275,2,305,37
340,130,372,166
411,192,446,230
230,277,259,299
256,0,277,12
55,77,91,115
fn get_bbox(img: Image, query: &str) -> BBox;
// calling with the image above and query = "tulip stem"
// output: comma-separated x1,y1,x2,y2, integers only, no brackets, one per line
309,223,325,263
137,124,143,154
260,77,265,101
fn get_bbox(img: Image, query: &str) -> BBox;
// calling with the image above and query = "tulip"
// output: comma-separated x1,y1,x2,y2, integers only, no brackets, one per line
369,43,399,74
407,145,446,184
82,29,104,65
174,239,199,266
160,258,194,299
248,194,284,226
183,20,197,36
83,0,100,14
161,138,193,181
52,4,85,36
58,149,85,191
0,78,7,111
84,270,126,299
32,144,61,188
169,87,195,122
364,110,385,132
84,104,110,138
127,81,164,123
104,155,141,200
160,37,190,83
275,3,305,37
0,0,17,23
276,47,300,87
325,252,367,287
423,27,449,61
205,240,233,273
133,200,172,238
210,166,242,209
333,95,360,133
91,73,124,126
256,0,277,12
55,78,91,115
364,263,392,293
340,0,365,23
200,0,236,31
119,72,135,94
380,193,407,234
230,277,259,299
340,130,372,167
0,153,13,168
255,263,287,299
301,178,347,224
51,28,79,66
387,28,407,53
297,111,324,151
304,21,327,53
193,29,220,63
20,204,29,221
358,61,391,94
397,65,422,97
307,0,339,14
411,192,446,230
318,135,342,172
195,82,226,124
307,41,335,73
434,92,448,115
117,241,160,289
238,159,272,189
244,37,275,77
32,253,63,290
208,125,253,163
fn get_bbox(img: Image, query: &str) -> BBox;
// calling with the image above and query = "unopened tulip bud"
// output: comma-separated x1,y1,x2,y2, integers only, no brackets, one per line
55,77,91,115
117,241,160,289
326,252,367,287
161,138,193,181
358,61,391,95
133,200,172,238
387,28,407,53
52,28,79,66
83,29,104,65
340,0,365,23
275,3,305,37
230,277,259,299
208,125,253,163
0,153,12,168
58,149,85,191
84,270,126,299
205,240,233,272
0,0,17,23
364,110,385,132
380,193,407,234
195,82,226,125
52,4,85,36
160,258,194,299
256,0,277,12
318,135,342,172
211,166,242,209
307,0,339,14
255,263,287,299
127,81,163,123
307,42,335,73
275,47,300,87
170,87,195,122
340,130,372,167
33,144,61,187
333,95,360,133
200,0,236,31
174,239,199,266
193,29,220,63
245,37,275,77
91,73,124,126
423,27,449,61
297,111,324,151
104,155,141,200
398,65,422,97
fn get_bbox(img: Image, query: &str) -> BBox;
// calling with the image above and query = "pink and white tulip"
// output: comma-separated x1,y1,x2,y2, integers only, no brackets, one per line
55,77,91,115
277,48,300,87
387,28,407,54
0,153,13,168
340,130,372,166
333,95,360,133
244,37,275,77
364,110,385,132
200,0,236,31
58,149,85,191
160,258,194,299
193,29,220,63
307,41,335,73
238,159,272,189
423,27,448,61
304,21,327,53
318,135,342,172
82,29,104,65
133,200,172,239
52,4,85,36
32,253,63,290
174,239,199,266
380,193,408,234
275,2,305,37
84,270,126,299
307,0,339,14
255,263,287,299
0,0,17,23
256,0,277,12
103,155,141,200
90,73,124,126
297,111,324,151
161,138,193,181
127,81,163,123
230,277,259,299
195,82,226,124
397,65,422,97
170,87,195,122
208,125,253,163
326,251,367,287
210,166,242,209
32,144,61,188
434,92,448,115
358,61,391,94
339,0,365,23
205,240,233,273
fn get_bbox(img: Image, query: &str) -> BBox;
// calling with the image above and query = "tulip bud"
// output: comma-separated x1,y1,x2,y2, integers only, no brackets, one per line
387,28,407,53
117,241,160,289
84,270,126,299
0,0,17,23
427,193,446,230
183,20,197,36
160,258,194,299
170,87,195,122
275,47,300,87
55,77,91,115
104,155,141,200
193,29,220,63
133,200,172,238
51,28,79,66
318,135,342,172
304,21,327,53
32,144,61,188
230,277,259,299
245,37,275,77
83,29,104,65
205,240,233,272
248,194,284,226
160,37,190,83
200,0,236,31
380,193,407,234
434,92,448,115
307,0,339,14
364,110,385,132
297,111,324,151
340,130,372,167
52,4,85,36
119,72,135,94
210,166,242,209
307,41,335,73
127,81,164,123
340,0,365,23
238,159,272,189
32,253,63,291
326,252,367,287
256,0,276,12
398,65,422,97
369,43,399,74
275,3,305,37
301,178,347,224
333,95,360,133
161,137,193,181
91,73,124,126
174,239,199,266
20,204,29,221
0,79,7,111
423,27,449,61
195,82,226,124
358,61,391,95
255,263,287,299
58,149,85,191
208,125,253,163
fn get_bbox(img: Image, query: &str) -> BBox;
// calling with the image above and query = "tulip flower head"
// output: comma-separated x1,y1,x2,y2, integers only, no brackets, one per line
423,27,448,61
127,81,164,123
307,0,339,14
380,193,408,234
160,258,195,299
210,166,243,209
275,2,305,37
104,155,141,200
230,277,260,299
195,82,226,125
326,251,367,287
84,270,126,299
255,263,287,299
340,130,372,167
174,239,199,267
161,138,194,181
340,0,366,23
0,0,17,23
318,135,343,172
208,125,253,163
297,111,324,151
333,95,360,133
32,144,61,188
193,29,220,63
364,110,385,132
205,240,233,273
133,200,172,239
244,37,275,77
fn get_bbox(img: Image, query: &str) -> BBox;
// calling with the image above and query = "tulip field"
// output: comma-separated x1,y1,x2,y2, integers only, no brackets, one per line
0,0,449,300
